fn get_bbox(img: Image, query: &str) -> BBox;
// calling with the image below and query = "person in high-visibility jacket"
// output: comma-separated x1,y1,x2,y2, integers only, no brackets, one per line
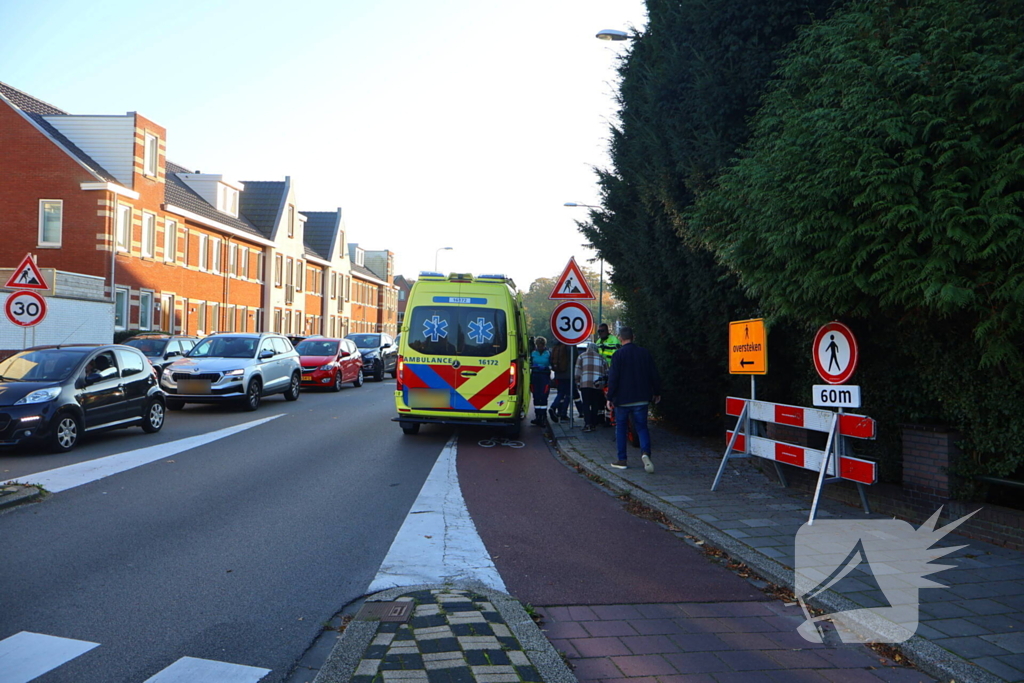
596,323,620,363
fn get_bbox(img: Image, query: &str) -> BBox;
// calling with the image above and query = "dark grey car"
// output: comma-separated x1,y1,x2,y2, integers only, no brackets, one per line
0,344,166,452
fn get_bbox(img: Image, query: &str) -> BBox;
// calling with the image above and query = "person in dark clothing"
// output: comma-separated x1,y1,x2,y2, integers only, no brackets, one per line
605,326,661,472
549,341,581,422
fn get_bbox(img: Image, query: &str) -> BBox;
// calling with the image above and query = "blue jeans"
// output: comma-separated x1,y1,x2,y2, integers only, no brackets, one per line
615,404,651,460
551,378,579,417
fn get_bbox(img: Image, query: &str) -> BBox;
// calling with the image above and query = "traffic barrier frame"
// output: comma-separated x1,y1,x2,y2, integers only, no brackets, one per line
712,397,878,524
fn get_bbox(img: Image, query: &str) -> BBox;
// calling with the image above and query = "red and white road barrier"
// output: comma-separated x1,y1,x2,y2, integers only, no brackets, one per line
714,397,878,522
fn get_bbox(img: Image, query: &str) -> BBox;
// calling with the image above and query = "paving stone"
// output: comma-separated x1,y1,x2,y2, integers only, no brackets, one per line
933,635,1012,658
356,659,381,676
972,655,1024,681
571,637,630,658
382,671,430,681
667,633,731,652
662,651,730,674
583,620,640,637
592,605,646,620
609,654,679,676
926,618,993,637
457,635,501,650
570,657,626,679
541,621,589,639
981,631,1024,654
464,649,511,666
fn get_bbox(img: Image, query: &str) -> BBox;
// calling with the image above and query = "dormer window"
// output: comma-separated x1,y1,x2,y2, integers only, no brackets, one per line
355,249,364,267
218,184,239,217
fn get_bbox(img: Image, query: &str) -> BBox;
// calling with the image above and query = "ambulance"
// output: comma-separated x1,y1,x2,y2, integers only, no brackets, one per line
393,272,529,436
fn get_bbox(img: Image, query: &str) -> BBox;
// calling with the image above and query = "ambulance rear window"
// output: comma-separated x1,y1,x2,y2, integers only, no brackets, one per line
407,307,508,357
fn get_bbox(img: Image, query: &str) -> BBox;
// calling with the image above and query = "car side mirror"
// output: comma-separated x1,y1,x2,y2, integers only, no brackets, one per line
260,349,275,359
85,372,103,385
166,350,180,359
340,351,350,358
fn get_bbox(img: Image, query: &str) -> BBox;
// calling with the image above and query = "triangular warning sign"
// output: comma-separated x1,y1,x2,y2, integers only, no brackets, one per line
549,257,596,300
5,254,49,290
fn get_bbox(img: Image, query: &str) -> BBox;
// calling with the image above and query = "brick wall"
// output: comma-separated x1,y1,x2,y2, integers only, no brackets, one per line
902,424,959,498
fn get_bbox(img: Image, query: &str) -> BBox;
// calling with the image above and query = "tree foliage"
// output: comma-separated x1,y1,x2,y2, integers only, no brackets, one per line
580,0,834,432
691,0,1024,482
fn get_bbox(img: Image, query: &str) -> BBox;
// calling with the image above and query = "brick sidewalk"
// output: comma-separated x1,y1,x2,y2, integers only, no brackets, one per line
548,415,1024,683
539,601,932,683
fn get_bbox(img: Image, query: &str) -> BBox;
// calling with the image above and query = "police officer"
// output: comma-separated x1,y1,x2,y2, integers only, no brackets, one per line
596,323,620,363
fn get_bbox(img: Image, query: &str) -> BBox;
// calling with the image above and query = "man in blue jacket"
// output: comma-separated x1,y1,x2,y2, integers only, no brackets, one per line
606,326,661,473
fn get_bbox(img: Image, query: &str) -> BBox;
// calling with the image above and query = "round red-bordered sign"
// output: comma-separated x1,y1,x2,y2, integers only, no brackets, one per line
813,322,858,384
5,290,48,328
549,301,594,345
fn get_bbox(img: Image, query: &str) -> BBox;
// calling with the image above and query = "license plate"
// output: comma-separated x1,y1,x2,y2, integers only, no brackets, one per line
301,375,312,381
178,379,211,394
408,388,451,409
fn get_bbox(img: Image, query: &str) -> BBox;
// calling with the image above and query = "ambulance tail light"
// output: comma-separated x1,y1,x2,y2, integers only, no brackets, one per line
508,361,517,393
396,356,405,390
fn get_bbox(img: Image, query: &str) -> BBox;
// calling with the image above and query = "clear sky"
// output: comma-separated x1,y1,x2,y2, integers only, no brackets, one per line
1,0,646,290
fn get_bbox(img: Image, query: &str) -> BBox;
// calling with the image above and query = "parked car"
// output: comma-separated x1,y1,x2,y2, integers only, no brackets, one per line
0,344,166,453
123,334,200,378
294,337,364,391
345,333,398,381
160,333,301,411
287,334,322,347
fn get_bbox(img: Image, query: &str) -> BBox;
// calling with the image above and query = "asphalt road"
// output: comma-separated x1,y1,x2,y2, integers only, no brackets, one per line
0,379,445,683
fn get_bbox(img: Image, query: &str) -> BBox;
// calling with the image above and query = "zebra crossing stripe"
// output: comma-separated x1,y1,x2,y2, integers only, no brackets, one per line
143,656,270,682
0,631,99,683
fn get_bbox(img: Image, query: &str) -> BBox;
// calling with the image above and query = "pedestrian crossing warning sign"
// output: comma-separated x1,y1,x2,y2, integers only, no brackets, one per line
549,257,596,300
729,318,767,374
5,254,49,290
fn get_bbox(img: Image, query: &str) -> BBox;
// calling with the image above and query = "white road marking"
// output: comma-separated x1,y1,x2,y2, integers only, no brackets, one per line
143,656,270,682
0,631,99,683
9,415,283,493
368,434,506,592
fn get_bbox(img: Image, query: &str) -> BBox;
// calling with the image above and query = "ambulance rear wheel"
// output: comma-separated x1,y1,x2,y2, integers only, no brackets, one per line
400,421,420,435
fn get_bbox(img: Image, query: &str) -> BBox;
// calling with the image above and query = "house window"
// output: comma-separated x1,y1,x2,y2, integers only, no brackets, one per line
198,234,209,272
287,205,295,238
182,228,190,265
139,291,153,330
164,219,177,263
211,238,222,274
296,260,303,292
273,308,282,333
239,247,249,278
162,294,174,331
229,243,237,276
197,302,207,334
225,304,235,332
116,204,132,252
257,252,265,283
144,133,159,177
115,288,129,330
141,212,156,258
38,200,62,246
275,254,283,287
209,302,219,333
284,309,292,334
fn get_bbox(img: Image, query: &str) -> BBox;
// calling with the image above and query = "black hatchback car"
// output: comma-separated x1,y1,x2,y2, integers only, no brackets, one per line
0,344,166,452
123,334,200,378
345,333,398,381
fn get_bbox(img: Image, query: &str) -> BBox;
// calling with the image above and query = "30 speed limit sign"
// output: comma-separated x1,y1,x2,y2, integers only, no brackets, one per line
5,290,48,327
549,301,594,345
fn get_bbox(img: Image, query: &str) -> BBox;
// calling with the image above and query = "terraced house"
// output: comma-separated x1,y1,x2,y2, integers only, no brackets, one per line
0,81,396,352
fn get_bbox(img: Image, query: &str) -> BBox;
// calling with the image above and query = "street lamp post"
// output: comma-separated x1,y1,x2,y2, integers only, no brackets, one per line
435,247,453,272
564,202,604,330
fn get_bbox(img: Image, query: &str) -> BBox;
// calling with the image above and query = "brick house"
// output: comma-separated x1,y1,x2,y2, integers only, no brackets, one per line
301,209,352,338
0,81,391,349
394,274,414,327
347,245,398,337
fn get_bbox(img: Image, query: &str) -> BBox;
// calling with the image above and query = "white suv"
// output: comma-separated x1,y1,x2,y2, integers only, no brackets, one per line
161,333,302,411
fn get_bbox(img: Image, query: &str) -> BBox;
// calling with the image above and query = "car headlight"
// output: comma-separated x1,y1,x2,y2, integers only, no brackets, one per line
224,369,245,376
15,387,61,405
319,364,334,371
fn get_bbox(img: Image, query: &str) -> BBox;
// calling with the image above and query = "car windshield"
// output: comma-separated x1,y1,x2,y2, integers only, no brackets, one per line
295,340,339,356
407,306,508,357
347,334,381,349
0,349,88,382
188,336,258,359
124,338,167,356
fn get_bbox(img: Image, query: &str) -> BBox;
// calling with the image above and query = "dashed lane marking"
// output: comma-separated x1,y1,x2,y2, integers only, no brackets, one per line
142,656,270,682
0,631,99,683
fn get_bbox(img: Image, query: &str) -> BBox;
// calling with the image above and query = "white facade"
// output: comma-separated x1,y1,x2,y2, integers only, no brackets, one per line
1,293,114,350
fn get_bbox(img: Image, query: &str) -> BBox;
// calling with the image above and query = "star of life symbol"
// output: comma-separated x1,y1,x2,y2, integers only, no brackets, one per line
423,315,448,342
467,317,494,345
793,507,977,644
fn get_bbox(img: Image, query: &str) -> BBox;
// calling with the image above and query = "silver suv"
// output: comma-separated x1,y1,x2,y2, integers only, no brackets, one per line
161,333,301,411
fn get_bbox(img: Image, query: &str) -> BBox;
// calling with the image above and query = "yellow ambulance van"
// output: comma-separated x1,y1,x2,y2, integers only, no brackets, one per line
393,272,529,436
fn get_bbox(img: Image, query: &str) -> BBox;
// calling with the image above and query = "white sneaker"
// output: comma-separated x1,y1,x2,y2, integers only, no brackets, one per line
642,453,654,473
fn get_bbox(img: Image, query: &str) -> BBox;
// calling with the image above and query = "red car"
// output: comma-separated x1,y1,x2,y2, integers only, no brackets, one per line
294,338,364,391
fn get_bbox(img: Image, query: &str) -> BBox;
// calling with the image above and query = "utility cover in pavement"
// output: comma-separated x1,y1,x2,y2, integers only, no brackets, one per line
354,601,413,622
